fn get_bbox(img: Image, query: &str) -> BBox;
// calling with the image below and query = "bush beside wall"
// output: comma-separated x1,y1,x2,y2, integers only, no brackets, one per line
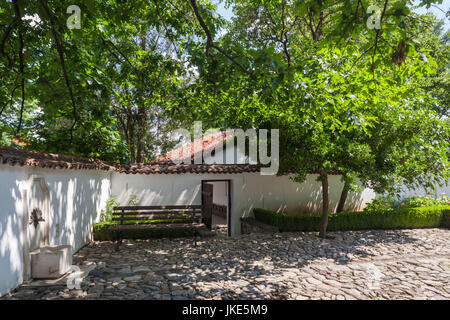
253,206,450,232
442,209,450,228
93,219,195,241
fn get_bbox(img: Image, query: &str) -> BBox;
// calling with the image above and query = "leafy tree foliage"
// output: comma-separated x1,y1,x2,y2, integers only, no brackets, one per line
0,0,203,162
184,0,449,237
0,0,448,237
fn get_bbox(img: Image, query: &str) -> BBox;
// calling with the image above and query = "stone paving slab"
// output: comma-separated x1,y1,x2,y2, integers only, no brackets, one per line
2,228,449,300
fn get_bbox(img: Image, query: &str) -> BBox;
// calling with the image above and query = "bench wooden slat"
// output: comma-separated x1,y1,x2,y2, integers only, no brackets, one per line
112,215,195,221
112,204,205,250
108,223,205,231
112,210,202,215
113,205,203,210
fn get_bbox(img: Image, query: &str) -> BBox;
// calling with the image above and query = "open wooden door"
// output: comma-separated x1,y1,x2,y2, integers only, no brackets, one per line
201,182,213,229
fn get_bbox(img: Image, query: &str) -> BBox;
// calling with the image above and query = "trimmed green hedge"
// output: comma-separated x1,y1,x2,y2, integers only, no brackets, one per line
93,218,196,241
254,206,450,232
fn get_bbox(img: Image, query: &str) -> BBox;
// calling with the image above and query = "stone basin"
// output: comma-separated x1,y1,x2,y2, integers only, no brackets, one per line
30,245,72,279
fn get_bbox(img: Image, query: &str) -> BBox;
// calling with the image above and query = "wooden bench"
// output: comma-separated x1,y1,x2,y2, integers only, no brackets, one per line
109,205,205,250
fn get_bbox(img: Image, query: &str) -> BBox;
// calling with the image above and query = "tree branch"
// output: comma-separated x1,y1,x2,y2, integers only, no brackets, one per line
372,0,389,81
13,0,24,135
0,77,19,118
189,0,255,80
102,36,138,72
280,0,291,66
39,0,78,142
154,0,180,57
0,20,15,68
339,0,362,46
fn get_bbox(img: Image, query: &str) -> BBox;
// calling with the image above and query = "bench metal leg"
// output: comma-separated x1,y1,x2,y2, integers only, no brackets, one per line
193,228,198,247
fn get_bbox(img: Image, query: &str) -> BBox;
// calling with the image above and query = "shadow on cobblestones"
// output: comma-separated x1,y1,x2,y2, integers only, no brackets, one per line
3,228,449,300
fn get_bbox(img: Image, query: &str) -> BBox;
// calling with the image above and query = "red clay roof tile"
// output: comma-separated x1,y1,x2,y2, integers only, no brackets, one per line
0,146,260,174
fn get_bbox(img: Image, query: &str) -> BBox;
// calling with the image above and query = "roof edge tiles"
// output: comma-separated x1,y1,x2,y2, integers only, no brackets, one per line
0,146,260,174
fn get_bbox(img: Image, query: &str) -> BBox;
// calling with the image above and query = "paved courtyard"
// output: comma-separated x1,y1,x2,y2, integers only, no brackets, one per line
2,228,449,300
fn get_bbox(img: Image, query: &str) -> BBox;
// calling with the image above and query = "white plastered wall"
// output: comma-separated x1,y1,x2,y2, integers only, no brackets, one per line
229,173,375,235
236,173,375,216
111,172,375,237
1,165,375,296
0,165,111,297
111,172,235,207
395,181,450,199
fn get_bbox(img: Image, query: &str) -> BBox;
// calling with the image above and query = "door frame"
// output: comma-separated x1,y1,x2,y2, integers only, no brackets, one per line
201,179,232,236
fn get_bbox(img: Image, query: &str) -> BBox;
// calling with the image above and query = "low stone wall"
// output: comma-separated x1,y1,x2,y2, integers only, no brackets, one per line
240,217,279,234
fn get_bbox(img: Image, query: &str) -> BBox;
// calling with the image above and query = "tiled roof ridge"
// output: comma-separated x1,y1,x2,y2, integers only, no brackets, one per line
0,145,116,171
1,145,107,162
156,130,234,162
0,145,260,174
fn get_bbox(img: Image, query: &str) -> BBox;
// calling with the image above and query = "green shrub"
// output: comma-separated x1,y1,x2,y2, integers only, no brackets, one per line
253,208,284,226
127,190,140,206
100,197,120,222
254,208,321,232
364,194,450,212
363,198,395,212
442,209,450,228
93,218,196,241
403,194,450,208
254,205,450,232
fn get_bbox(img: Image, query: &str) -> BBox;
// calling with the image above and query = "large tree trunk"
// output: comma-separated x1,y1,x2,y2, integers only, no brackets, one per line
336,181,350,213
126,110,136,164
136,105,146,164
319,170,329,238
129,143,136,164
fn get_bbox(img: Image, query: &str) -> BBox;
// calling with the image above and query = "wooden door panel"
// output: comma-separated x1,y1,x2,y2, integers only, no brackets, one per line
202,182,213,229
